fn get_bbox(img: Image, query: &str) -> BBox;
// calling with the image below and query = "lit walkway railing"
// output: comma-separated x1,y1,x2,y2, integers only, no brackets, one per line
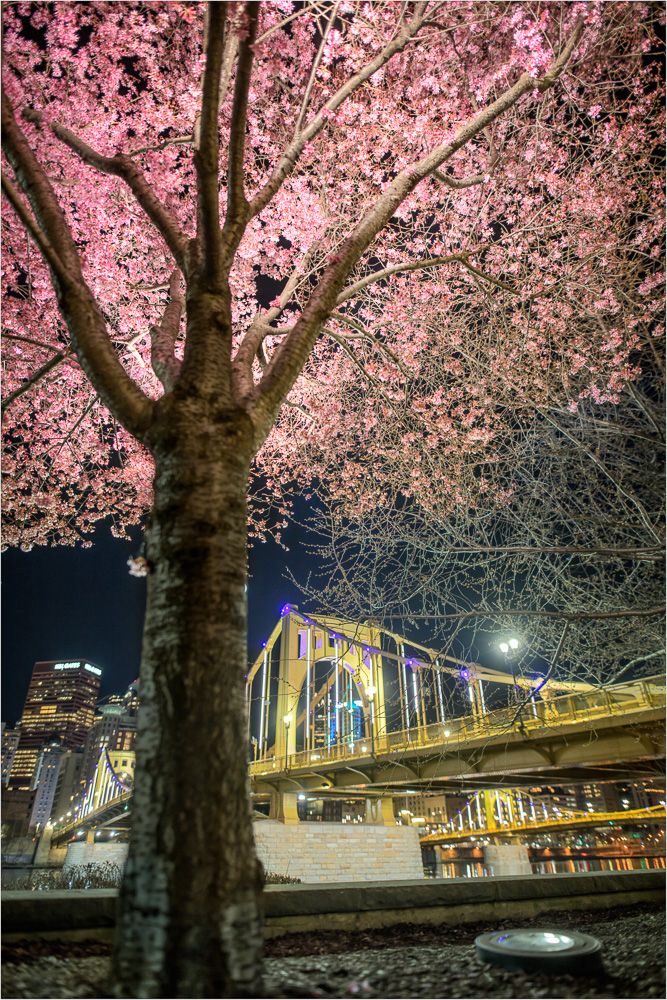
420,803,667,844
250,673,665,778
52,789,132,843
52,674,664,840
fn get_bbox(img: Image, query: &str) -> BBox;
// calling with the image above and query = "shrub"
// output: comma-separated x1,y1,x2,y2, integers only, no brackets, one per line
8,863,124,890
265,871,302,884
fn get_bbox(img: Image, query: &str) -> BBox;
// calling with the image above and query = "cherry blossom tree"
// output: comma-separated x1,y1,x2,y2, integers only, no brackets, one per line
2,2,663,995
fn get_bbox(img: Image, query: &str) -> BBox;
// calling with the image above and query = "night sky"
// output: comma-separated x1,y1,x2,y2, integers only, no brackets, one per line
1,515,309,729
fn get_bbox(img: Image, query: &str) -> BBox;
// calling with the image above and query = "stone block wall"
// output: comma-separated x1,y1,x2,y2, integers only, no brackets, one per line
255,821,424,883
63,842,130,870
483,843,532,876
58,823,424,884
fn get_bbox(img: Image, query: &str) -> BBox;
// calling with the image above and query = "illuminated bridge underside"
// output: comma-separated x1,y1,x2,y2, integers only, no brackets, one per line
251,702,665,796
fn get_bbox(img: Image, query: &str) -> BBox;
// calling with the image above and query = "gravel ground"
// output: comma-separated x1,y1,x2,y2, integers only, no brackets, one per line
2,902,664,999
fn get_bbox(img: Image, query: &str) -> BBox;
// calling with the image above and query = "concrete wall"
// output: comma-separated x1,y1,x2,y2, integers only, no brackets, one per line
59,824,423,883
63,842,129,870
483,843,532,876
255,821,424,883
3,871,664,943
1,838,36,865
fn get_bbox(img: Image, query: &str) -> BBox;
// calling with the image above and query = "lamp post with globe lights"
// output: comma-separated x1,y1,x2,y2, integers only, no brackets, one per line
498,637,531,737
282,714,293,765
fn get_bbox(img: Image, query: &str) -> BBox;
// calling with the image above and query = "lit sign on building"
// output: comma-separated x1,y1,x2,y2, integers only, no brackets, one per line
52,662,101,676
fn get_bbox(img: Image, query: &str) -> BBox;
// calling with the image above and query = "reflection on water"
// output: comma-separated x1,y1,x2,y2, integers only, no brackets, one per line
428,856,666,878
531,855,666,875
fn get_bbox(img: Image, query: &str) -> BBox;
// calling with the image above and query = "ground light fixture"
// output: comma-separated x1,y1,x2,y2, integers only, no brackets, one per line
474,928,603,975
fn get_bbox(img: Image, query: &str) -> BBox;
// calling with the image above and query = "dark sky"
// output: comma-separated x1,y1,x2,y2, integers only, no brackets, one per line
1,516,308,728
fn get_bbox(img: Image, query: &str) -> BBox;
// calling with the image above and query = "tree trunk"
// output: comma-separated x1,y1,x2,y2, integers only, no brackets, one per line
110,397,264,999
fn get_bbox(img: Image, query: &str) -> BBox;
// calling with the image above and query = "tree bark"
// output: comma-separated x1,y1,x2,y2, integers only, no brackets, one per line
110,393,263,999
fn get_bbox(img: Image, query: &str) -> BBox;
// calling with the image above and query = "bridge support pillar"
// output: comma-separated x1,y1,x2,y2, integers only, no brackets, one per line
268,790,300,824
33,823,54,866
85,829,95,844
483,842,532,876
365,796,396,826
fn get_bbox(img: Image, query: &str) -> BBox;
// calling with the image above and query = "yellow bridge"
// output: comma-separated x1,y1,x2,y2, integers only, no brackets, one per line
419,789,666,844
246,611,664,808
51,610,665,843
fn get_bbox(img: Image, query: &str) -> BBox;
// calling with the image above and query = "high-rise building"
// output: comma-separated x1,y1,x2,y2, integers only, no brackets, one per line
50,748,84,826
28,740,68,829
9,660,102,790
1,724,21,786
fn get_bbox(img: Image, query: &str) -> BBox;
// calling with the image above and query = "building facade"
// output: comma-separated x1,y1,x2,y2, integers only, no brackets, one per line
9,660,102,790
28,740,68,829
76,681,138,810
1,725,21,786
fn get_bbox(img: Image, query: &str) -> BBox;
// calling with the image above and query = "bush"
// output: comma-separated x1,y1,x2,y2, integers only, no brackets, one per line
8,863,301,889
9,862,124,890
265,871,302,884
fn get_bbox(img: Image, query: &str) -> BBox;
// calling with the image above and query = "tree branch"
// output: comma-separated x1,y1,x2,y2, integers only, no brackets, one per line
381,606,666,622
245,18,585,446
150,270,184,392
21,107,189,271
232,239,323,405
1,173,71,286
221,3,258,261
248,2,431,221
538,408,663,546
194,2,227,278
441,545,665,561
2,92,155,439
293,2,340,138
1,349,73,416
335,252,490,306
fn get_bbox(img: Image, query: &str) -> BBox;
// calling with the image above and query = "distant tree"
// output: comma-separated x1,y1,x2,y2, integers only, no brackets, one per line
1,3,662,996
294,316,665,691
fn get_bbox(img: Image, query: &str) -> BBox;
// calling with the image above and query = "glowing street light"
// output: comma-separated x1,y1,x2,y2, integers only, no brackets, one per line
499,638,519,654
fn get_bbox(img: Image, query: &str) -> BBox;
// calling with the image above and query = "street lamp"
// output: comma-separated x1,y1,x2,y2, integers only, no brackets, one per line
499,638,519,654
283,714,293,757
499,636,524,720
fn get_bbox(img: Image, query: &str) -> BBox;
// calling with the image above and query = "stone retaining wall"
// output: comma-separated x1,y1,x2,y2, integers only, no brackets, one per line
59,823,424,884
1,838,36,865
254,821,424,883
2,871,663,942
63,843,129,871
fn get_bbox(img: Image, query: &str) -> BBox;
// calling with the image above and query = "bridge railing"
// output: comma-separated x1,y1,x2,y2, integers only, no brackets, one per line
52,789,133,842
421,803,667,843
250,673,664,776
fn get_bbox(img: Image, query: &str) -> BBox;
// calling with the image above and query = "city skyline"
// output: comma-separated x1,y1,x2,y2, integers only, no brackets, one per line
1,512,309,729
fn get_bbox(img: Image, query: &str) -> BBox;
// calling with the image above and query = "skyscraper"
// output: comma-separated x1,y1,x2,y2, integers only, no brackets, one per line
9,660,102,790
1,724,21,785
